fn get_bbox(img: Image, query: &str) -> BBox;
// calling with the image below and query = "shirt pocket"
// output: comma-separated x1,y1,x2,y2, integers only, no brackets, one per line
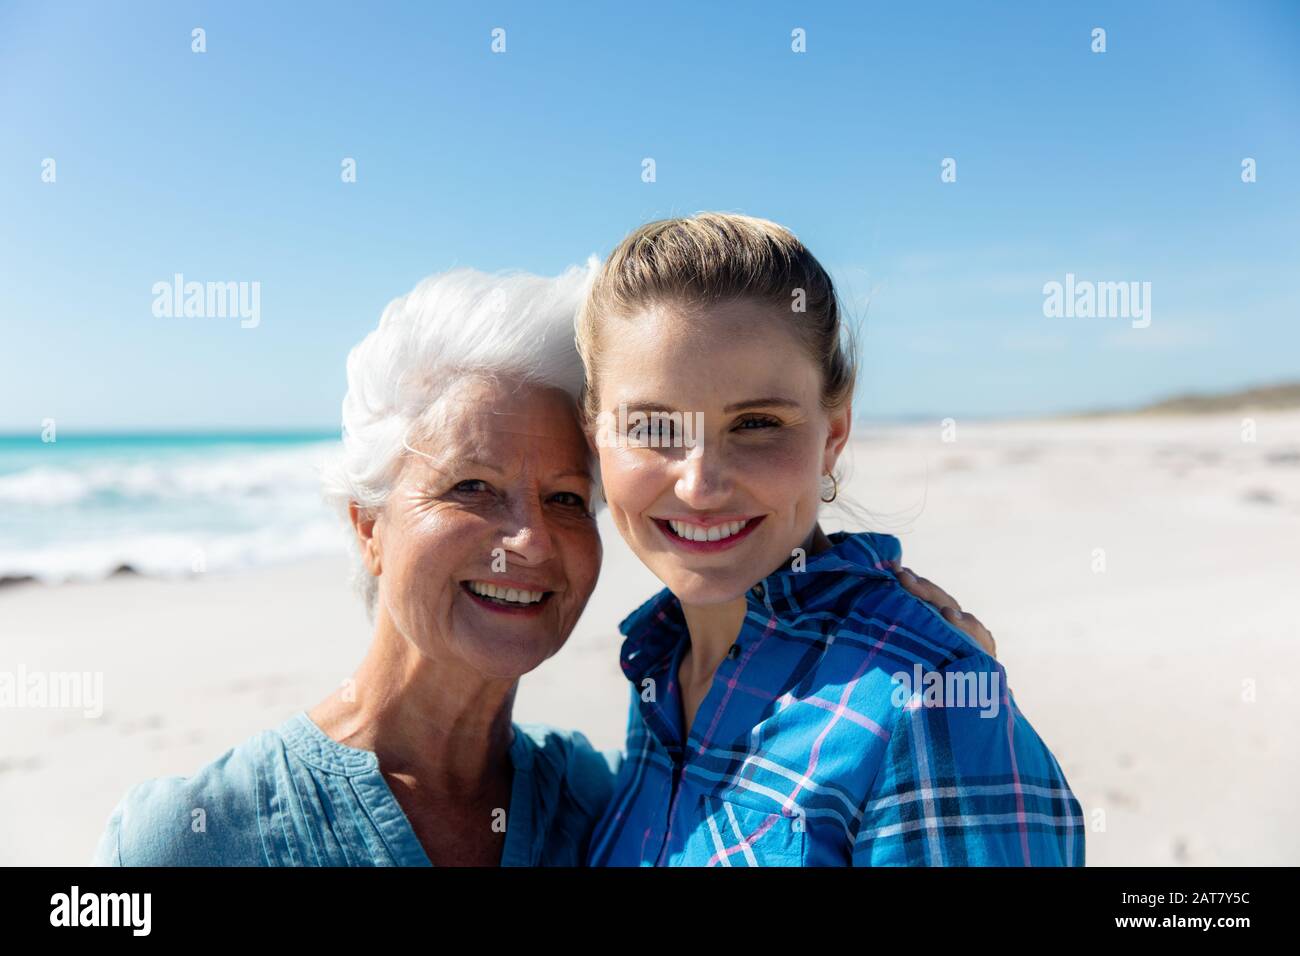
699,793,807,867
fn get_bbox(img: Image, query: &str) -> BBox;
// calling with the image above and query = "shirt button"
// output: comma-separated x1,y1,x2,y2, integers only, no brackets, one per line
727,644,741,660
751,583,765,600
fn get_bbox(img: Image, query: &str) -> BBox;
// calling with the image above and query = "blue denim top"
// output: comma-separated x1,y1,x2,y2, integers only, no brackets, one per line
92,711,621,866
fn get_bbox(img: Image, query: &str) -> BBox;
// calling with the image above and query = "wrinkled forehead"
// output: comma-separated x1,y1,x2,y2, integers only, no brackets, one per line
408,383,593,477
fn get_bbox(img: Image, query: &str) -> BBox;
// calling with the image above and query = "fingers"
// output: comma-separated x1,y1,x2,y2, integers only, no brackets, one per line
940,605,997,657
895,565,997,658
896,567,961,614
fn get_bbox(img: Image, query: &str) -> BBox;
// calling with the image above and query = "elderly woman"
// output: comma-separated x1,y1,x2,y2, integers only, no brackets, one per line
91,264,994,866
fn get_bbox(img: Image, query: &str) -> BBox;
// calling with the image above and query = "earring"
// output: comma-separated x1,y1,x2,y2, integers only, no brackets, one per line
820,472,838,503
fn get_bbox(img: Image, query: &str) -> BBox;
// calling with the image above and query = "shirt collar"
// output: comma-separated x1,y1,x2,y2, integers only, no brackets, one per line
617,530,902,685
278,711,381,776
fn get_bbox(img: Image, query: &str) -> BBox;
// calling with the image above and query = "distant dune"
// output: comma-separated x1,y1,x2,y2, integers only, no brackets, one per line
1075,381,1300,417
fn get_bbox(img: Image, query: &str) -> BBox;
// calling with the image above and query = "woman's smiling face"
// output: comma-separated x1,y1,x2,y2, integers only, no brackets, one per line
365,377,601,679
592,297,851,606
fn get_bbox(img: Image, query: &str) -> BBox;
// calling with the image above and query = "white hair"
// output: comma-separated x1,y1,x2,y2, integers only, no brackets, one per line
320,260,599,616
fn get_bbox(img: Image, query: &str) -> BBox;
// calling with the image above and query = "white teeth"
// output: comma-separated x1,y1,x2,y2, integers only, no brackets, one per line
466,581,545,604
667,518,749,542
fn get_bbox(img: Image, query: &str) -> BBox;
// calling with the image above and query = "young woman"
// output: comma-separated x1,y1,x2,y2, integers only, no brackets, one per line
579,213,1084,866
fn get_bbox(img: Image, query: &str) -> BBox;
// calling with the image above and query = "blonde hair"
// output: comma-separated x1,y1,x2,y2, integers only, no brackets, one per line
575,212,856,424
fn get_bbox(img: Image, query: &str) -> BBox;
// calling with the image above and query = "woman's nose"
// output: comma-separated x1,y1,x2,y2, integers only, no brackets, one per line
499,500,557,565
674,444,731,508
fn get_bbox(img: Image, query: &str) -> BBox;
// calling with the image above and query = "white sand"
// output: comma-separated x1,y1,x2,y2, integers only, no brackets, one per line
2,411,1297,866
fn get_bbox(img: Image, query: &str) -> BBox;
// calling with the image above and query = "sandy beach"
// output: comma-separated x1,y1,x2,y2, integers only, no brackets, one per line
2,410,1297,866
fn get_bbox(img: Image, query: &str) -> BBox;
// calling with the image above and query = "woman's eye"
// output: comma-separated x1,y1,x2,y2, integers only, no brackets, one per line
735,416,780,431
454,480,491,494
551,491,589,510
649,418,678,443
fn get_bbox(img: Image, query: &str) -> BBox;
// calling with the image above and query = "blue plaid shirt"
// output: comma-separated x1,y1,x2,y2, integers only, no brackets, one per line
587,531,1085,866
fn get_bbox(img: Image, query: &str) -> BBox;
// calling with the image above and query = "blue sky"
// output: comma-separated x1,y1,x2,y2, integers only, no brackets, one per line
2,0,1297,429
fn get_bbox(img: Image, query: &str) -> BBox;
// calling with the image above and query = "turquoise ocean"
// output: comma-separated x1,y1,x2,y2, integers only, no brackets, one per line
0,432,344,584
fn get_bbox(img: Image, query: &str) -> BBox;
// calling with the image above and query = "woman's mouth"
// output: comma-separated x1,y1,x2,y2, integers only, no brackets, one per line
461,580,553,616
652,515,764,553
